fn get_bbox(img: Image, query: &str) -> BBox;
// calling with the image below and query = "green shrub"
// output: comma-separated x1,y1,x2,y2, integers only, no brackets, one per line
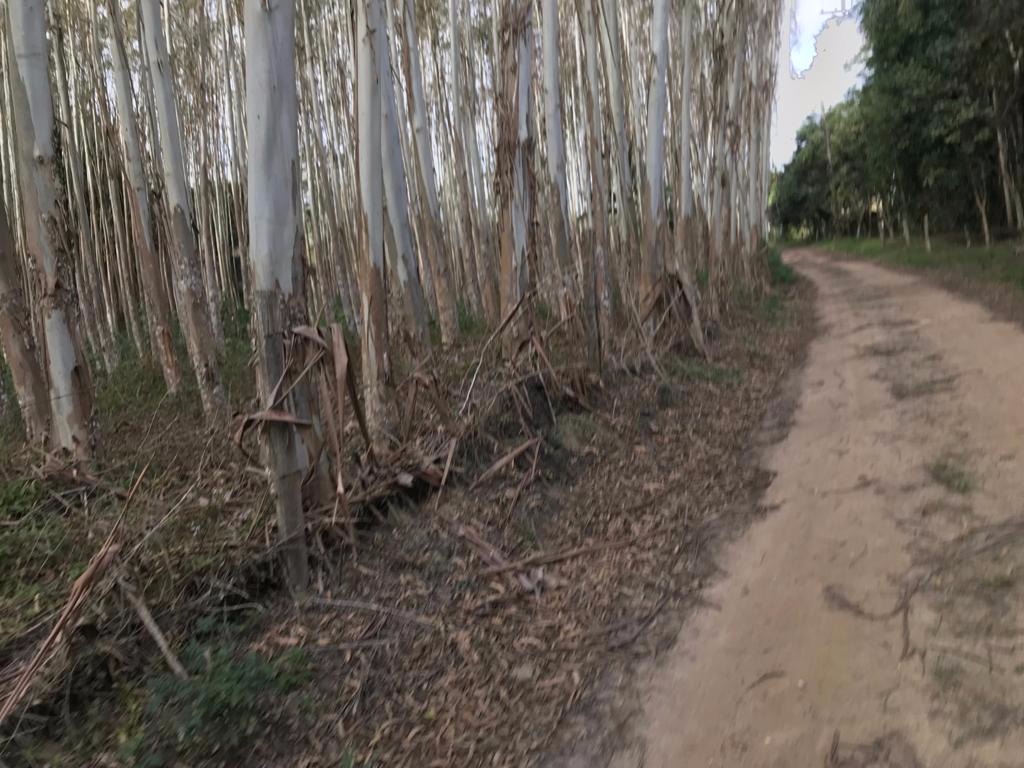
456,300,485,336
120,644,310,768
0,361,25,448
666,357,739,384
94,347,167,422
220,305,255,405
0,479,71,635
766,246,797,286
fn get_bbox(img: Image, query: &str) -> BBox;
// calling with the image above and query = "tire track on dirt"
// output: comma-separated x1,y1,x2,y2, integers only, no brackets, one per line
625,249,1024,768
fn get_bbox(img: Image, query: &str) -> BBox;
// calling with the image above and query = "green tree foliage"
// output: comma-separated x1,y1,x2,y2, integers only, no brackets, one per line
772,0,1024,242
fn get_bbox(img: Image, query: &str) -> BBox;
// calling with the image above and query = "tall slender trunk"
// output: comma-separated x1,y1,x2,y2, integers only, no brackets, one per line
673,0,705,355
971,174,992,250
994,92,1017,231
357,0,390,436
400,0,457,344
642,0,670,306
0,194,48,443
379,27,430,345
579,0,609,369
597,0,637,244
7,0,92,460
496,0,534,356
140,0,226,418
540,0,575,315
449,0,498,323
245,0,312,592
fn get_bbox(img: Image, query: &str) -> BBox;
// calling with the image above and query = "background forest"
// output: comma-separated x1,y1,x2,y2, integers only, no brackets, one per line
772,0,1024,249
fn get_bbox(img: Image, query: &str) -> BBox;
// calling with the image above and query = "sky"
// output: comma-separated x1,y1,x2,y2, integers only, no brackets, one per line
771,0,866,168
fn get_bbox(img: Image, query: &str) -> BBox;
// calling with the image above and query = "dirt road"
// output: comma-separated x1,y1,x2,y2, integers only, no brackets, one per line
633,250,1024,767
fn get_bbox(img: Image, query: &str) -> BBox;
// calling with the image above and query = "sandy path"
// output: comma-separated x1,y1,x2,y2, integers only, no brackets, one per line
632,250,1024,767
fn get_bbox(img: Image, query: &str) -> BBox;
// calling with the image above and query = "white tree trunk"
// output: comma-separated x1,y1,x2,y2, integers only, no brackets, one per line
541,0,574,312
244,0,310,593
597,0,637,241
108,0,182,394
357,0,389,435
678,1,696,225
140,0,225,418
0,193,48,443
642,0,670,300
579,0,609,367
379,32,430,343
497,0,534,355
7,0,92,459
401,0,457,344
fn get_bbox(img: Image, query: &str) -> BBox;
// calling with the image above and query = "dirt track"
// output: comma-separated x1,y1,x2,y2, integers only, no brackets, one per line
630,250,1024,767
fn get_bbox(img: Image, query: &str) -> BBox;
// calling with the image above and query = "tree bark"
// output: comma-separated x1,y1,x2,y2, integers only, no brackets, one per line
400,0,457,345
379,26,430,345
597,0,638,244
0,193,47,443
357,0,390,436
972,178,991,250
578,0,610,370
540,0,575,315
244,0,312,593
496,0,534,356
140,0,226,419
7,0,92,460
641,0,670,310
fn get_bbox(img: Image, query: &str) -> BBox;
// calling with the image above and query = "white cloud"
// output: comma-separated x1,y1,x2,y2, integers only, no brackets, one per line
791,0,856,73
772,0,865,168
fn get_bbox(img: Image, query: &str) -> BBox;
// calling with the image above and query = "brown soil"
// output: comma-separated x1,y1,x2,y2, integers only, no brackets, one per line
618,250,1024,767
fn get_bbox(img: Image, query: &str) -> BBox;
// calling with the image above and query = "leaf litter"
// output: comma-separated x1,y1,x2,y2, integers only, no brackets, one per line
0,281,816,766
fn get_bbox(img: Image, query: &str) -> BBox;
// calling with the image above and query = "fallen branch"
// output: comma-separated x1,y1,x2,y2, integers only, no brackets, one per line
481,539,634,576
0,469,145,727
460,290,533,416
306,598,439,630
471,436,541,489
118,577,189,681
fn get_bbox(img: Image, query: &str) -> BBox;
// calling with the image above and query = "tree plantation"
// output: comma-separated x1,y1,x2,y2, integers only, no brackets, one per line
1,0,782,574
0,0,791,762
772,0,1024,248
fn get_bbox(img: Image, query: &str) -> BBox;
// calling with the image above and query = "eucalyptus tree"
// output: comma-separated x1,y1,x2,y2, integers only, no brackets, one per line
496,0,535,352
400,0,457,345
7,0,92,459
0,0,791,462
0,192,47,443
356,0,390,435
244,0,311,592
641,0,670,304
107,0,183,394
379,27,431,345
140,0,226,418
540,0,575,316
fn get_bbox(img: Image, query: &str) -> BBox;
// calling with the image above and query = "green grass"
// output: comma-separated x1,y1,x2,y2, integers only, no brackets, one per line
94,343,171,423
118,644,310,768
666,357,740,384
0,477,98,642
820,237,1023,289
926,457,974,495
766,245,798,286
0,362,25,452
456,300,486,337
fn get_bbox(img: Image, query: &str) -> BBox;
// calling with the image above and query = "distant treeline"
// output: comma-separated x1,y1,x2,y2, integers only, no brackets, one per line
772,0,1023,246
